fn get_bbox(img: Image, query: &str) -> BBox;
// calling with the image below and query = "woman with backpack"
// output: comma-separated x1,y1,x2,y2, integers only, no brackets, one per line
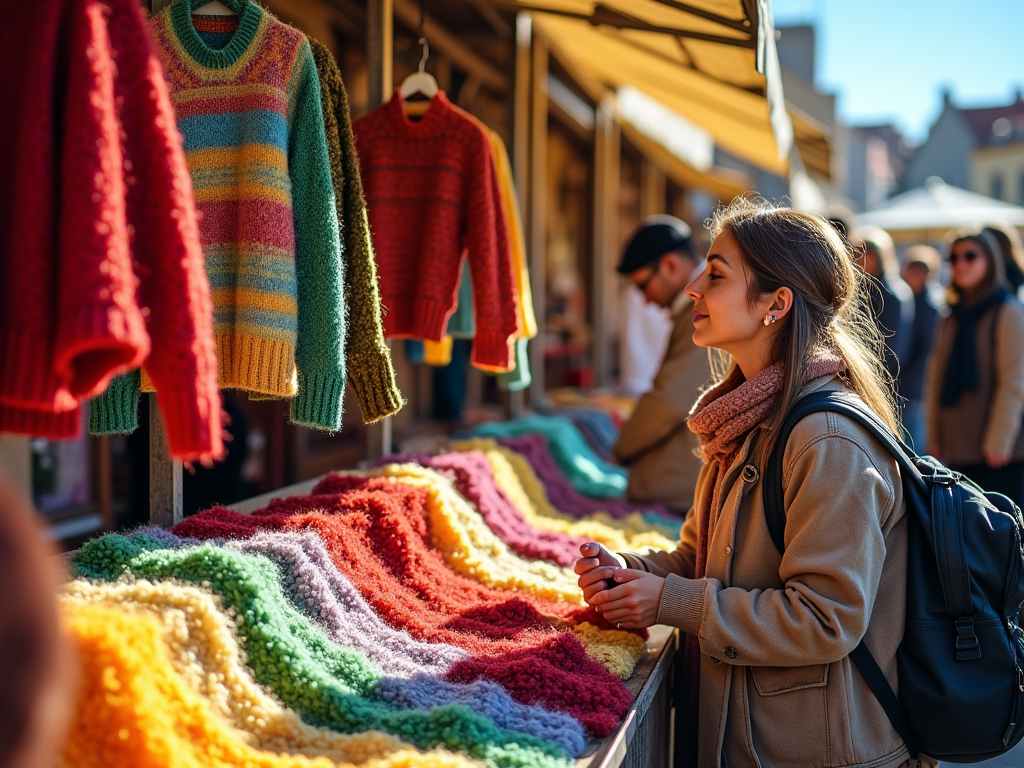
575,198,926,768
925,228,1024,509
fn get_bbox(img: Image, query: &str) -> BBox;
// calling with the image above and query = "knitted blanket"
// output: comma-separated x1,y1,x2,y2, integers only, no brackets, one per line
468,416,627,499
171,484,636,736
350,465,581,601
60,602,479,768
543,408,620,462
374,452,587,566
71,535,569,768
452,439,676,552
61,579,468,764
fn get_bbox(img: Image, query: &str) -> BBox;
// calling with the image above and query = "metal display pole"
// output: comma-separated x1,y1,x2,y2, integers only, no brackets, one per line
527,31,548,407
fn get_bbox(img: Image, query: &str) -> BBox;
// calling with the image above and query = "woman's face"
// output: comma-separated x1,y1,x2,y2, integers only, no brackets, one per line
949,238,990,294
686,229,771,353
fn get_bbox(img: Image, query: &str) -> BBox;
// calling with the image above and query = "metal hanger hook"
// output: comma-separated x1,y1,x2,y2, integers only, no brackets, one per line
418,37,429,73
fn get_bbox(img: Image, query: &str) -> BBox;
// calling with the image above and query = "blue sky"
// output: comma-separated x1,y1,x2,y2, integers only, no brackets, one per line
771,0,1024,145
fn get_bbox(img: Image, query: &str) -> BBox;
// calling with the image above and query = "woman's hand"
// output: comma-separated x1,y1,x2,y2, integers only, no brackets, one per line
575,542,626,603
984,451,1012,469
588,568,666,630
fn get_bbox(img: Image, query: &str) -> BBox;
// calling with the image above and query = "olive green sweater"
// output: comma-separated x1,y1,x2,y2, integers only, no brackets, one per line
308,39,404,423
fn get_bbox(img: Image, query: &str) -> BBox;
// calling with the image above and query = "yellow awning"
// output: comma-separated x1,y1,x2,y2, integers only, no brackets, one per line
501,0,815,175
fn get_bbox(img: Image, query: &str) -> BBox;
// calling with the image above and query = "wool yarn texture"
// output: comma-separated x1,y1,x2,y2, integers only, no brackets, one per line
217,531,587,755
60,579,475,766
375,451,587,566
171,484,636,735
544,408,620,463
452,439,675,553
355,464,582,602
468,416,626,499
60,602,481,768
71,534,569,768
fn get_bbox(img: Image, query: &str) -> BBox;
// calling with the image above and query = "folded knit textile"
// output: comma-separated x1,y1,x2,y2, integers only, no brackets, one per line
171,480,636,736
354,464,582,603
71,534,570,768
496,434,681,525
0,0,221,458
468,416,627,499
62,579,479,766
61,602,481,768
374,451,587,566
541,408,620,463
451,439,676,553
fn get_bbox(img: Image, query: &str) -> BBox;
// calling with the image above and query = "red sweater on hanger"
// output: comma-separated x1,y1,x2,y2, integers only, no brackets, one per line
0,0,222,460
353,91,518,370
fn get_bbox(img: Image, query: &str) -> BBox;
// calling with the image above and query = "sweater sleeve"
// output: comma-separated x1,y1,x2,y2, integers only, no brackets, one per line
287,42,346,431
90,0,222,461
318,41,404,423
462,126,518,370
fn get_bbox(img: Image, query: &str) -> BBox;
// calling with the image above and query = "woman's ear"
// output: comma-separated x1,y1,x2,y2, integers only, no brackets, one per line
770,287,795,321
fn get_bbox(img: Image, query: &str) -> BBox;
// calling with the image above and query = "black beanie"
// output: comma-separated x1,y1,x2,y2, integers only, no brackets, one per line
617,215,694,275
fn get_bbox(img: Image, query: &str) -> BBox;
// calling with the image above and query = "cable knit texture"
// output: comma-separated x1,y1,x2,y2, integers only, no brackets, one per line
170,484,636,735
144,2,345,430
469,416,627,499
353,92,517,369
0,0,221,459
60,602,486,768
452,439,676,553
307,38,403,423
71,533,569,768
60,579,478,767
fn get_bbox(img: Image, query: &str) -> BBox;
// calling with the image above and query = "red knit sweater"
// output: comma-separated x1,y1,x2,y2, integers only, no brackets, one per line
172,479,632,735
0,0,221,460
353,92,518,369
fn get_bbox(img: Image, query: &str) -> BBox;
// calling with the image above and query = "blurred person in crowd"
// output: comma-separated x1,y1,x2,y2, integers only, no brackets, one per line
927,228,1024,507
613,215,710,514
0,474,73,768
852,226,915,386
899,245,942,451
983,222,1024,299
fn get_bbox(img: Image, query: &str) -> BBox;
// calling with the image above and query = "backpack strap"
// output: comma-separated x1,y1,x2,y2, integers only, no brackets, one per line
761,389,923,758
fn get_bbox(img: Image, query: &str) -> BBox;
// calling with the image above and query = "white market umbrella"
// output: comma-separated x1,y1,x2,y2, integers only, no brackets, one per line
858,177,1024,242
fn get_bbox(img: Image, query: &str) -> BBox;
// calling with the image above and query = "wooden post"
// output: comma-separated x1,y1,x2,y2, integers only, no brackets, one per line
640,160,667,218
149,394,183,527
0,436,32,501
366,0,394,458
508,12,532,420
527,31,548,408
591,97,621,389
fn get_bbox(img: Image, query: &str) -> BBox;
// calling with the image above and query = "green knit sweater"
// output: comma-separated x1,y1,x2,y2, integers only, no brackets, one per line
308,39,404,423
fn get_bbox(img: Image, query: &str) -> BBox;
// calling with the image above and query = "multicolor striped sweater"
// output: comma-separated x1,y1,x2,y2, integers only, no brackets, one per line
119,2,343,433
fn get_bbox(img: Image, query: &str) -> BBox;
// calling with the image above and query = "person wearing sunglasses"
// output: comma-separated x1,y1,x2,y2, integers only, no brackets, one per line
926,228,1024,507
613,216,710,514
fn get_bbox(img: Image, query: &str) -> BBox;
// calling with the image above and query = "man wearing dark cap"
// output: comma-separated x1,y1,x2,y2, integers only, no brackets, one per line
613,215,710,513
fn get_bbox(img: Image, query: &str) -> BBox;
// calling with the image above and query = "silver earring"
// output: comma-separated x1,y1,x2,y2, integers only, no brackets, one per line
763,313,777,326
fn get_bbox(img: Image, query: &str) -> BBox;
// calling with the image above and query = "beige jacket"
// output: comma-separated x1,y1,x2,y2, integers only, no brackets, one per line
926,298,1024,465
614,294,711,513
622,376,917,768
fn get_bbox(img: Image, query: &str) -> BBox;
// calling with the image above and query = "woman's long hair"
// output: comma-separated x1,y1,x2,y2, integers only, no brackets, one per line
706,197,899,462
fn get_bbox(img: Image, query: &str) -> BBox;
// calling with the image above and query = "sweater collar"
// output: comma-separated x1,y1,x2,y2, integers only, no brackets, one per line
384,90,452,136
169,0,264,70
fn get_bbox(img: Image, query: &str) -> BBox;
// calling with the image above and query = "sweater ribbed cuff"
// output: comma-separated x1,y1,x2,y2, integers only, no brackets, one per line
348,356,405,424
656,573,705,635
498,337,531,392
89,371,141,436
53,305,147,399
471,331,514,370
0,403,80,438
153,382,224,462
290,371,345,432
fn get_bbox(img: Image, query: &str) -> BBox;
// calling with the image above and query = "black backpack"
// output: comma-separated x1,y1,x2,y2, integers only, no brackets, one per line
763,390,1024,764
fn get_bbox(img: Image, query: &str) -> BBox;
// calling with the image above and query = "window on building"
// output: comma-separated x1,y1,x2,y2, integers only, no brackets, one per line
992,174,1004,200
